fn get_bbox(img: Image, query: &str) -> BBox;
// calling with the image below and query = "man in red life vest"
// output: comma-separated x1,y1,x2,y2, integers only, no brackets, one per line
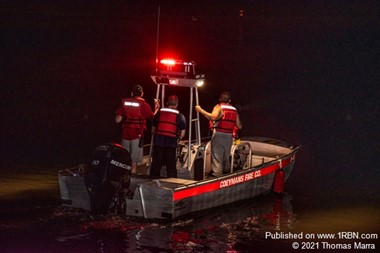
150,95,186,178
115,85,159,174
195,91,242,177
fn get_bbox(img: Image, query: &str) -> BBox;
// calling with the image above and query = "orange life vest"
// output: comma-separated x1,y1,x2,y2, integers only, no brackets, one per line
122,97,145,129
156,108,179,137
214,103,237,133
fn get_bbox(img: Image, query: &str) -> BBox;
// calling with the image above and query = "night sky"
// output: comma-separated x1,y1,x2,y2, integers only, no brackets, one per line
1,0,379,197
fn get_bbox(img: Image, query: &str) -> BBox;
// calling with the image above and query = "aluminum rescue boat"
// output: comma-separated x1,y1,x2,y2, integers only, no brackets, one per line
58,59,300,219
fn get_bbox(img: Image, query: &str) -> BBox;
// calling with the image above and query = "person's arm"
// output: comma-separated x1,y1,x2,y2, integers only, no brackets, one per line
142,102,155,120
151,126,157,135
115,115,123,124
179,129,186,139
151,112,159,135
115,106,124,123
195,105,221,121
178,113,186,139
153,99,160,115
236,113,242,129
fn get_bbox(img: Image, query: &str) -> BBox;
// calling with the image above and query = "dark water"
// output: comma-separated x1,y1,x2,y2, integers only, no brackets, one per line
1,1,380,252
0,165,379,253
0,178,296,253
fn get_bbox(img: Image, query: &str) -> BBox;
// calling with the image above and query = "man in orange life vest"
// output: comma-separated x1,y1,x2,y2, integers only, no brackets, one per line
150,95,186,178
195,91,242,177
115,85,159,174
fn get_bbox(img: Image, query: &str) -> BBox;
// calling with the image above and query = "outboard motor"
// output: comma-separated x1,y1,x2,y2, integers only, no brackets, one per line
84,143,131,214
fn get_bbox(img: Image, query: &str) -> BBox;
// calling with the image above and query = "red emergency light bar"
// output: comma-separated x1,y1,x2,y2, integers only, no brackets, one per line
160,59,176,66
152,58,205,87
160,59,195,66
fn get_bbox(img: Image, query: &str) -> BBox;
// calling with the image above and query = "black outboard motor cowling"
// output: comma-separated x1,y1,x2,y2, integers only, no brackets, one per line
84,143,131,214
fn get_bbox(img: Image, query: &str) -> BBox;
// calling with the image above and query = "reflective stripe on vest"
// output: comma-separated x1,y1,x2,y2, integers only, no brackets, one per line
122,97,145,129
124,101,140,107
215,104,237,133
156,108,179,137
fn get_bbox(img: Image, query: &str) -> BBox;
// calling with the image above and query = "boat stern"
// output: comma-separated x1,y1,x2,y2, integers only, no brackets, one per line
58,169,90,210
126,180,174,219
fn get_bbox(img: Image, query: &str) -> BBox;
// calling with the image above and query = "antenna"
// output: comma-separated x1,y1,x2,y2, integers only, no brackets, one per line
155,6,160,75
149,6,161,168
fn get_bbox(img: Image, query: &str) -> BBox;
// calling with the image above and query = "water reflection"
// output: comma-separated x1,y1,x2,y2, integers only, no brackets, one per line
53,194,295,252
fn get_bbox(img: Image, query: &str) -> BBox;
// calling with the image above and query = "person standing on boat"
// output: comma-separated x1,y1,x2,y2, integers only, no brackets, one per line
115,84,159,174
150,95,186,178
195,91,242,177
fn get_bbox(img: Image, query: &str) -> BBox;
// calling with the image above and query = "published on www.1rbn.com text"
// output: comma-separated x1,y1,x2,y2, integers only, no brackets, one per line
265,231,378,250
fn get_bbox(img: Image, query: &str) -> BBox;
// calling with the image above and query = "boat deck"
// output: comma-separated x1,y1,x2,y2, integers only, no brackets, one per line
133,139,293,180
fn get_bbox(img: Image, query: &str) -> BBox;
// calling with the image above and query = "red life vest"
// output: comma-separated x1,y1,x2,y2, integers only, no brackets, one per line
156,108,179,137
122,97,146,129
214,103,237,133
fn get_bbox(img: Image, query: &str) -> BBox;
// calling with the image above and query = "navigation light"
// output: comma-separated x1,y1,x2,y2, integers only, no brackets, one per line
196,80,204,87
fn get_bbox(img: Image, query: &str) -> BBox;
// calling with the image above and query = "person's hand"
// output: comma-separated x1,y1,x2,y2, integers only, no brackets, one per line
195,105,202,113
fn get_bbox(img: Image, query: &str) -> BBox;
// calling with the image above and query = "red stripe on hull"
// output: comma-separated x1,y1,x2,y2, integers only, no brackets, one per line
173,156,293,201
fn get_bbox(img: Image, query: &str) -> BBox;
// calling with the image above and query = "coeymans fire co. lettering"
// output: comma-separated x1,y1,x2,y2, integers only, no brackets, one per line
172,159,289,201
220,170,261,188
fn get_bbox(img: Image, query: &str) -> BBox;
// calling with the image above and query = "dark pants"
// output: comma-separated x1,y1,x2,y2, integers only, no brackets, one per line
150,146,177,178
